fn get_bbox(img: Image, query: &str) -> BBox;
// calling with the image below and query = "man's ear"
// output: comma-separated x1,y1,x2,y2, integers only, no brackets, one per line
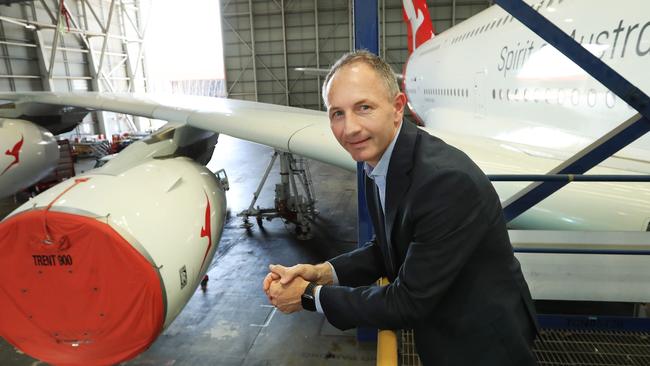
393,92,407,124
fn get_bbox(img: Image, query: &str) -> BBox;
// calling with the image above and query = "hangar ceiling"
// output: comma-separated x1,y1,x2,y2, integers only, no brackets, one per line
0,0,147,135
221,0,493,111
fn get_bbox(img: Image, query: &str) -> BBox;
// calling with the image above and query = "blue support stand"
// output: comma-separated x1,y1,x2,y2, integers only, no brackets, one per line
352,0,379,343
494,0,650,223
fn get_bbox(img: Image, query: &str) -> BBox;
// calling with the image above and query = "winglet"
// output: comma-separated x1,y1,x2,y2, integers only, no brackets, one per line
402,0,435,54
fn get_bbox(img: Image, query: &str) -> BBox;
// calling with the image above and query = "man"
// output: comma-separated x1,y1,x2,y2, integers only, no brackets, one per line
263,50,538,365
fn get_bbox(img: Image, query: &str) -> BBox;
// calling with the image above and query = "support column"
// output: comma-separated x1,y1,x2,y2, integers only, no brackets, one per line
46,0,63,80
313,0,321,110
452,0,457,26
352,0,378,343
248,0,258,101
78,0,105,136
280,0,289,106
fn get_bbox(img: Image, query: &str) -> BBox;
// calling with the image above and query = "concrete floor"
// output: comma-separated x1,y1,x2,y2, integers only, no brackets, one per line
0,136,377,365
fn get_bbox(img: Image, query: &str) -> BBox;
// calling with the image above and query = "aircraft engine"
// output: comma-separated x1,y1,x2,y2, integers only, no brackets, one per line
0,156,227,366
0,118,59,197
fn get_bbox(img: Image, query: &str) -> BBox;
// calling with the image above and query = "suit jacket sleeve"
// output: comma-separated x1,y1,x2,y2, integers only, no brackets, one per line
320,168,489,330
328,236,387,287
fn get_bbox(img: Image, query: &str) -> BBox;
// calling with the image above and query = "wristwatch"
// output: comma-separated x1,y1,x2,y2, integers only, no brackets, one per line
301,282,317,312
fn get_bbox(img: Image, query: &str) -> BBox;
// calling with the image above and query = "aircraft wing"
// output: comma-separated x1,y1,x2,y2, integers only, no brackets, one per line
0,91,550,176
1,91,649,231
0,92,355,172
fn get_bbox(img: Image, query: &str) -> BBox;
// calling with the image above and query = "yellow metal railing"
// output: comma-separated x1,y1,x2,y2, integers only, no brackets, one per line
376,277,398,366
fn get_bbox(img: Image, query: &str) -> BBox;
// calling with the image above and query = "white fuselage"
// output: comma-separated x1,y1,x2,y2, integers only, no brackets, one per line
0,118,59,196
404,0,650,231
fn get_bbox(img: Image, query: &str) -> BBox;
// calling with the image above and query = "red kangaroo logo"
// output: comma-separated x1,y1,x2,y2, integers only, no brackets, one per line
1,135,24,176
402,0,435,54
199,194,213,270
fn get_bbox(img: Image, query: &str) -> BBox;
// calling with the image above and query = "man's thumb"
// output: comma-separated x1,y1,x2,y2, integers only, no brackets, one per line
281,265,303,285
270,264,289,278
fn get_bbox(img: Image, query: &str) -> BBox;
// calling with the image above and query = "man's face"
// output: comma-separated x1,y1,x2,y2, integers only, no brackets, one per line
326,62,406,167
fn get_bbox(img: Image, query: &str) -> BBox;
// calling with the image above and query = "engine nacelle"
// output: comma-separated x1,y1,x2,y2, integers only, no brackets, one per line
0,156,226,365
0,118,59,197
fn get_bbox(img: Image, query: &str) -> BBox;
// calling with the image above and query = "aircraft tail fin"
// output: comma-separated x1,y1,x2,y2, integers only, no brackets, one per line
402,0,435,54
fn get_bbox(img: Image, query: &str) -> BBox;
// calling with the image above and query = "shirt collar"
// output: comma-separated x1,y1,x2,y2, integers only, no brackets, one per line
364,121,402,179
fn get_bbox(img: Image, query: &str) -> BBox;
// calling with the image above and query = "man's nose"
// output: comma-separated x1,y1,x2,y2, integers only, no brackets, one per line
343,114,362,136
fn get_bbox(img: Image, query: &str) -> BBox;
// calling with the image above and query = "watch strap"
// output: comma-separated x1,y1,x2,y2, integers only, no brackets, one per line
301,282,317,312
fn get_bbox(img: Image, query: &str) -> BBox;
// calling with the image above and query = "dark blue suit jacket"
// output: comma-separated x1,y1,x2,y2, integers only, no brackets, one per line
320,121,538,365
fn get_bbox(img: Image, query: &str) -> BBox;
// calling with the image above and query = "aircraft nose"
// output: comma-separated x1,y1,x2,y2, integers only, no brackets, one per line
0,209,164,366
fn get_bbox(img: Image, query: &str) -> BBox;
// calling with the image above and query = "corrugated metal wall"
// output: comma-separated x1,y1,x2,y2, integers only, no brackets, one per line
222,0,492,111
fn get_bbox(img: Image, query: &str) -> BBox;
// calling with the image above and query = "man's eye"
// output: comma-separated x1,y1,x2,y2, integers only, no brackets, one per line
331,111,343,118
360,105,371,111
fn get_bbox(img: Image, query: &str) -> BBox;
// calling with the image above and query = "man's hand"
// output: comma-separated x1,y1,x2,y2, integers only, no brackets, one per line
267,276,309,313
269,263,334,285
263,272,280,298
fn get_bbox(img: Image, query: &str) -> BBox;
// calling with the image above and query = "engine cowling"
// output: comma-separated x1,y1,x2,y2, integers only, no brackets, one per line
0,156,226,365
0,118,59,197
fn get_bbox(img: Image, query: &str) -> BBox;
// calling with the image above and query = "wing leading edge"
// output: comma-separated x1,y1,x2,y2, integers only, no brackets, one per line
0,92,354,172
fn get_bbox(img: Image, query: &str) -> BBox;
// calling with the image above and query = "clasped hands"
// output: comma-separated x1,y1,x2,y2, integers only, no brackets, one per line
262,263,332,313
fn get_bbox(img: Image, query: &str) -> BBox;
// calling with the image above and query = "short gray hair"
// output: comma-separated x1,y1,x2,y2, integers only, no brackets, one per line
322,50,400,108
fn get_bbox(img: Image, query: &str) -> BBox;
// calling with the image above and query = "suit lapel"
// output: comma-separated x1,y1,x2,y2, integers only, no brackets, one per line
384,121,418,249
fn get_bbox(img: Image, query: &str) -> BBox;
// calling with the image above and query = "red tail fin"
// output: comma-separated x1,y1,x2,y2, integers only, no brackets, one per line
402,0,435,54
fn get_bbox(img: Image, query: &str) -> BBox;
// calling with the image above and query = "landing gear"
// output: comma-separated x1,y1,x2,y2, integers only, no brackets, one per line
238,151,317,240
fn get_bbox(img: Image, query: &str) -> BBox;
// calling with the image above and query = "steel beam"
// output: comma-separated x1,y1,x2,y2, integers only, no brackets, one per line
0,20,16,91
47,0,63,80
38,0,57,23
381,0,385,58
29,3,53,91
452,0,457,26
348,0,352,51
489,173,650,183
117,0,132,83
117,0,142,127
120,0,142,39
131,0,148,93
280,0,289,105
74,2,114,92
247,0,258,101
0,12,139,41
0,75,40,79
96,0,117,80
58,28,74,90
79,0,100,92
314,0,321,110
495,0,650,223
226,56,253,95
82,0,106,31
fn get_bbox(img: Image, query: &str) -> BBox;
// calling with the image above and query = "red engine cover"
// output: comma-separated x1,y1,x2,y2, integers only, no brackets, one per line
0,209,164,366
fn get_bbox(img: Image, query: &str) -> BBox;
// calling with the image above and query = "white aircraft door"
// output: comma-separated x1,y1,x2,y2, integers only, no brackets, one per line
474,70,486,118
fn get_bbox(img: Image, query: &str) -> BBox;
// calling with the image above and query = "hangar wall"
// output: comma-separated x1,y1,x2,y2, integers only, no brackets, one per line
222,0,492,111
0,0,147,135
